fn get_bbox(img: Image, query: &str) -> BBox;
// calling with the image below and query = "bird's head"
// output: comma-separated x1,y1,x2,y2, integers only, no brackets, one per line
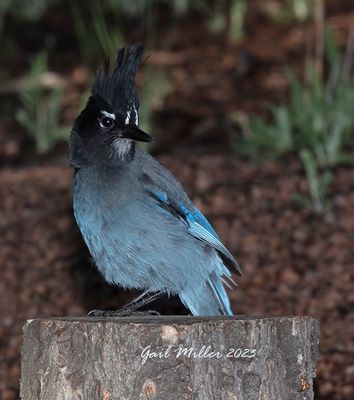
70,44,152,167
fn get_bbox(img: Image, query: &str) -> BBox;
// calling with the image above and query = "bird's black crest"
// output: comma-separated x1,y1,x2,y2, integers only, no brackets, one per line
93,44,144,112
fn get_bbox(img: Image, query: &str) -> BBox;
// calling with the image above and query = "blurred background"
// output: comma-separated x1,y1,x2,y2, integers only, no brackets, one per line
0,0,353,399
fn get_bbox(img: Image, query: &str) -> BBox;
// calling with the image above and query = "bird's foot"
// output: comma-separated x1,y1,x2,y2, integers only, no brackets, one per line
87,309,160,317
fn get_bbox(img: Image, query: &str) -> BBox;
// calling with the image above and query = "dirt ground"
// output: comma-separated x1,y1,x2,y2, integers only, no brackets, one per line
1,2,354,399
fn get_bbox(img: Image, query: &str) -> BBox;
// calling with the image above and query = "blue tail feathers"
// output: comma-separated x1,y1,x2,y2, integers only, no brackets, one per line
179,271,233,316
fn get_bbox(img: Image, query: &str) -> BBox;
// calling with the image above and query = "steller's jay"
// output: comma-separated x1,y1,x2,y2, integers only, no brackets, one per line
70,45,241,316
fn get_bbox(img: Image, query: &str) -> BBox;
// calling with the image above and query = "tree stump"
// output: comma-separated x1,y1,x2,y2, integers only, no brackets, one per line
21,316,319,400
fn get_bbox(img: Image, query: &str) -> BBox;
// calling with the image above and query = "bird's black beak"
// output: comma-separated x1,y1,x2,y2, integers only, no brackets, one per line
122,125,153,142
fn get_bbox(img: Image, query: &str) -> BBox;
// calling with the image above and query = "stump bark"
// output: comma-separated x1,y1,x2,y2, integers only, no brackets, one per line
21,316,319,400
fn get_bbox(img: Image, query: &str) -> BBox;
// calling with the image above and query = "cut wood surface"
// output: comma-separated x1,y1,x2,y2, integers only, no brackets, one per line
21,316,320,400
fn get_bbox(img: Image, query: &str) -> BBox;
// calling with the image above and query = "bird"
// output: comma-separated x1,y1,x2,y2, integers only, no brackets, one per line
70,44,242,316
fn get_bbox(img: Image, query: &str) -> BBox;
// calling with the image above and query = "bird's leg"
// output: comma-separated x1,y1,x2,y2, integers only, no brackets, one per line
88,291,164,317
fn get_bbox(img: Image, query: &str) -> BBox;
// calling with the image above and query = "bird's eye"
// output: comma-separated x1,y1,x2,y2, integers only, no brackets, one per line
99,117,114,129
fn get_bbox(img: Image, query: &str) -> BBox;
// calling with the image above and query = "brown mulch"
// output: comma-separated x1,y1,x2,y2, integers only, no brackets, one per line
0,155,353,400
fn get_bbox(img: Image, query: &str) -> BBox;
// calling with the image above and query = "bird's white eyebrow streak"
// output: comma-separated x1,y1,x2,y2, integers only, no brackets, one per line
133,105,139,125
125,110,131,125
101,110,116,119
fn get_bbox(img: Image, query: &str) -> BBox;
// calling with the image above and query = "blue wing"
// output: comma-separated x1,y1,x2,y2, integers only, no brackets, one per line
150,190,242,276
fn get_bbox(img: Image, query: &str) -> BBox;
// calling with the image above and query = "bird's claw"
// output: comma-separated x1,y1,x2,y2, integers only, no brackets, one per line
87,309,160,317
87,309,131,317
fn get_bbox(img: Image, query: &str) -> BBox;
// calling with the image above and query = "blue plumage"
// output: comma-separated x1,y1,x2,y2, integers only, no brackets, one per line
70,45,241,316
